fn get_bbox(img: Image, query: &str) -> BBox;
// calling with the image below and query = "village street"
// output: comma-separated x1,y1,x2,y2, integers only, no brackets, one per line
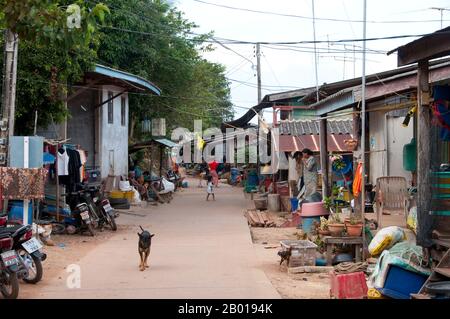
20,180,281,299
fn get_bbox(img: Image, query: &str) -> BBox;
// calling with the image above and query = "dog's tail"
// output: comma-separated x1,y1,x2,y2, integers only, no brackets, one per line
139,225,145,232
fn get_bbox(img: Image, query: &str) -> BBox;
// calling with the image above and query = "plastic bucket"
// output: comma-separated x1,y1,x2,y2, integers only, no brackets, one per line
301,216,321,233
290,197,299,212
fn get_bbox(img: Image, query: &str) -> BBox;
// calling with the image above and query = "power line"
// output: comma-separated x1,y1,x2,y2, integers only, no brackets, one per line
190,0,450,24
227,78,300,89
99,24,450,45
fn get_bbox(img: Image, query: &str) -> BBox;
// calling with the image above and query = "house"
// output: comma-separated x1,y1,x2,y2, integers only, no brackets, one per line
387,27,450,251
38,64,161,179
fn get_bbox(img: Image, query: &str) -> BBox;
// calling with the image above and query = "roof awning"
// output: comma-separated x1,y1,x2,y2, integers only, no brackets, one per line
129,138,178,154
84,64,161,95
154,138,178,148
279,134,353,153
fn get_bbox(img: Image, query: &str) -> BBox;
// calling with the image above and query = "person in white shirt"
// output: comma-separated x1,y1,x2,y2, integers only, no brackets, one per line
206,175,215,201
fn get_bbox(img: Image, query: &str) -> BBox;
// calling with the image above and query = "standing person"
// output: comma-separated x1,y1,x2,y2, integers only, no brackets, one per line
208,159,219,187
299,148,318,199
289,152,303,197
206,175,215,201
196,159,209,187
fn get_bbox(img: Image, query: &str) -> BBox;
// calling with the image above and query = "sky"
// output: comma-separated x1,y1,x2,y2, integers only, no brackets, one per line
174,0,450,123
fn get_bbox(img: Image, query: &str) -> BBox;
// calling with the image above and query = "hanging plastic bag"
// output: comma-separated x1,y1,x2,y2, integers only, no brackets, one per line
407,206,417,233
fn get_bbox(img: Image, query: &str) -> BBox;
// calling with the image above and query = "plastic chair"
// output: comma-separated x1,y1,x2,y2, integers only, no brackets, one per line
375,177,408,229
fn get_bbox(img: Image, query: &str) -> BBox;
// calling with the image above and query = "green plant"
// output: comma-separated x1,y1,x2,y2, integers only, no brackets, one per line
332,184,340,196
319,216,329,230
329,212,342,224
349,216,362,225
323,197,333,210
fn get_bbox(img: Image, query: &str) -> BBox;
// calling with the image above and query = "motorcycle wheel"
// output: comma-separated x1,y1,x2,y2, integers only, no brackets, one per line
107,214,117,231
86,222,96,237
51,222,66,235
19,250,43,284
0,271,19,299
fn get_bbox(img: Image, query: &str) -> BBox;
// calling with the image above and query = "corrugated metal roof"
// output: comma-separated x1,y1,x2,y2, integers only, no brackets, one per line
154,138,178,148
94,64,161,95
278,135,352,152
279,119,353,136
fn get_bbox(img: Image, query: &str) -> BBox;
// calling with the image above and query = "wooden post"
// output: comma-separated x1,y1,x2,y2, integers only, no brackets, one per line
416,60,433,248
56,143,60,222
319,117,329,198
159,145,163,177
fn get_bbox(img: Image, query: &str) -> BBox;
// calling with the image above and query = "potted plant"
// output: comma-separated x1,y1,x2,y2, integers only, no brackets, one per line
327,212,345,237
318,216,330,235
323,196,334,214
346,216,363,237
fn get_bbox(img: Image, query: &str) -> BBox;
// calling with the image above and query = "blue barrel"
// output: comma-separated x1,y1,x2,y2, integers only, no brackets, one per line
8,200,33,223
290,197,299,212
302,216,321,233
231,168,239,184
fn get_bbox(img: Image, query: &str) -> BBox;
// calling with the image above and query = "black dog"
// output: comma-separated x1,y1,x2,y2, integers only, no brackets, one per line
138,226,155,271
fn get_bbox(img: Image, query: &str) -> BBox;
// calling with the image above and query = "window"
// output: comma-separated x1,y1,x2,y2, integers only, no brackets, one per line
107,91,114,124
121,97,126,126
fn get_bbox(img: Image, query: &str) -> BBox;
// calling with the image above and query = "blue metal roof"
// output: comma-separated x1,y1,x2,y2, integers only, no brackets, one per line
94,64,161,96
154,138,179,148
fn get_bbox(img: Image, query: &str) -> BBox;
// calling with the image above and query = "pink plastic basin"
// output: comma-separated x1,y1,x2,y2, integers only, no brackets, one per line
300,202,329,217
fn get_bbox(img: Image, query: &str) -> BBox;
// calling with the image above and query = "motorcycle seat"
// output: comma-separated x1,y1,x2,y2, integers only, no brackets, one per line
0,225,23,236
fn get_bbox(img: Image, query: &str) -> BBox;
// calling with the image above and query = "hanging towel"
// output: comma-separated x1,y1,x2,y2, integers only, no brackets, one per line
353,162,363,197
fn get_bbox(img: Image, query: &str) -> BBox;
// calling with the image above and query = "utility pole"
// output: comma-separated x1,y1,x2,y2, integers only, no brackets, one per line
312,0,319,103
360,0,367,259
1,29,19,167
256,43,262,176
430,7,450,29
256,43,262,104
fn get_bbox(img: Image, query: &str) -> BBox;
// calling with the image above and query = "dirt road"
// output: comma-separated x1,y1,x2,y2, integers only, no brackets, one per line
21,180,281,299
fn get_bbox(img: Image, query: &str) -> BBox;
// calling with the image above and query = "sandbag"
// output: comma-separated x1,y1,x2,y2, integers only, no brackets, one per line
368,226,406,256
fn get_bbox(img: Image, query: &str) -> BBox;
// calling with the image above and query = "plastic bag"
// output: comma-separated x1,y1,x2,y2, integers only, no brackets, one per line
132,187,141,203
407,206,417,233
160,177,175,194
368,226,406,256
119,180,132,191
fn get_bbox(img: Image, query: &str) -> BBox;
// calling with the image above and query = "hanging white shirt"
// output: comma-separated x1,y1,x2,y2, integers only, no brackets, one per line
57,151,69,176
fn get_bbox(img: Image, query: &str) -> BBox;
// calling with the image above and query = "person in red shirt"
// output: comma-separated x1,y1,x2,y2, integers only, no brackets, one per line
208,160,219,187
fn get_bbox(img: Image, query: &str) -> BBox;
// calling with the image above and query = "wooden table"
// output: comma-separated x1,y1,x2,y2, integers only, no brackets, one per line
324,236,363,266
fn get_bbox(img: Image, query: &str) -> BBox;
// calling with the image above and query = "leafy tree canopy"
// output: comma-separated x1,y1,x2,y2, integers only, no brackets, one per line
1,0,234,137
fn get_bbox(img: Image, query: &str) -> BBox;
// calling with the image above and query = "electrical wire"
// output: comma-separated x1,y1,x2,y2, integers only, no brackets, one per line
99,24,450,45
190,0,450,24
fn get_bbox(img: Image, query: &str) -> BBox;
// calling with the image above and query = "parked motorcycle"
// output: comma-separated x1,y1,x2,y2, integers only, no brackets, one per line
0,232,20,299
86,186,117,231
166,170,180,190
0,220,46,285
66,190,98,236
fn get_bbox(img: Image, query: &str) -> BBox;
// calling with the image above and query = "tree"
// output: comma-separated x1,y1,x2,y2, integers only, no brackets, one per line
0,0,109,134
95,0,234,141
